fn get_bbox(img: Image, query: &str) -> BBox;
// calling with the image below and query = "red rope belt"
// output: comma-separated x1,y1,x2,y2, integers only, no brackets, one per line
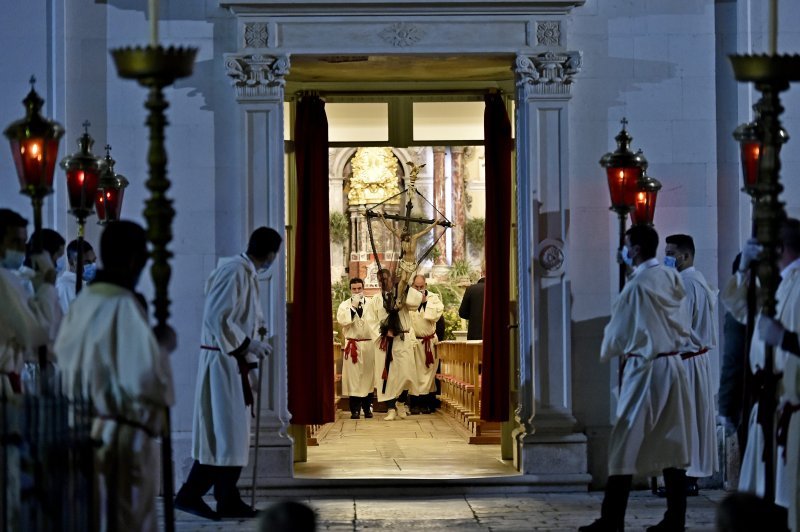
201,344,257,415
680,347,709,360
344,338,370,364
777,401,800,463
416,333,436,367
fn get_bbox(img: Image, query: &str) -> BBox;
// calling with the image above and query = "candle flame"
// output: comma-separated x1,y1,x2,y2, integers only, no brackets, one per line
637,192,646,202
618,170,624,181
78,171,85,185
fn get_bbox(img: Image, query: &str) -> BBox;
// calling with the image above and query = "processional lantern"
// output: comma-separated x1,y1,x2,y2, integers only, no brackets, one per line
95,145,129,224
59,120,106,293
733,111,789,197
3,76,65,252
629,151,661,227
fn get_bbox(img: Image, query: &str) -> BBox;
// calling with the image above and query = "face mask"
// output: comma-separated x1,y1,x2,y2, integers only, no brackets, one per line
82,263,97,282
621,246,633,267
56,256,66,274
1,249,25,271
664,256,677,269
351,293,364,306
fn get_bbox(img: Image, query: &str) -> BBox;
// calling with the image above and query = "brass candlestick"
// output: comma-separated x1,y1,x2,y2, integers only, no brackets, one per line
730,52,800,503
110,44,196,532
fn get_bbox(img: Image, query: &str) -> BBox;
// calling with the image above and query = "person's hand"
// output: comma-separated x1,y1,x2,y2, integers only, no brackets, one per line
247,338,270,359
740,238,763,272
757,314,785,347
154,325,178,354
31,253,57,285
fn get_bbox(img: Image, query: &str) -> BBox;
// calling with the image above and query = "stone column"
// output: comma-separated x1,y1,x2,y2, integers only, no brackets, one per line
513,51,589,485
433,146,447,266
224,53,294,479
450,146,466,263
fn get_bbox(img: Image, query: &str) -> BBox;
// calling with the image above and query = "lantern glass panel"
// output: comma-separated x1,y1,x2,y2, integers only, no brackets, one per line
9,138,60,191
630,189,658,225
66,168,101,214
740,140,760,190
605,166,641,209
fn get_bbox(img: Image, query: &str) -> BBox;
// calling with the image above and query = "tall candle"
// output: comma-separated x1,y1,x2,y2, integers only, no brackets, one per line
769,0,777,55
149,0,159,46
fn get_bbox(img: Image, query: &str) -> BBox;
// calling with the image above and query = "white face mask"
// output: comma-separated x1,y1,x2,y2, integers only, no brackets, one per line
621,246,634,267
1,249,25,271
56,256,66,274
351,293,364,306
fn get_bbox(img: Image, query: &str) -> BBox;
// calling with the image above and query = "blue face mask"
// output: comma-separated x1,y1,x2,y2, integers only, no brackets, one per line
56,256,66,274
664,256,677,269
1,249,25,271
82,262,97,282
621,246,634,267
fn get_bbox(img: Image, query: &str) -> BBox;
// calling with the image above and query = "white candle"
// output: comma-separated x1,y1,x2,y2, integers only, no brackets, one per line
769,0,778,55
149,0,159,46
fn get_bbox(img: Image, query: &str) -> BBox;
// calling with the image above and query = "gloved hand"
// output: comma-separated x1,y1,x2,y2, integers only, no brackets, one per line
757,314,785,347
739,238,763,272
247,338,271,359
31,253,57,286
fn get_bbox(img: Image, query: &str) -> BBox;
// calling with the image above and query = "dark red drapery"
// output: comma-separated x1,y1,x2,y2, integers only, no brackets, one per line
288,95,335,425
480,93,512,422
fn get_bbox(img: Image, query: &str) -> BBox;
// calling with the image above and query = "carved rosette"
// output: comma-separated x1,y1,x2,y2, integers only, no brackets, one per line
537,238,565,277
244,22,268,48
379,22,425,47
225,54,291,99
536,21,561,46
515,51,582,97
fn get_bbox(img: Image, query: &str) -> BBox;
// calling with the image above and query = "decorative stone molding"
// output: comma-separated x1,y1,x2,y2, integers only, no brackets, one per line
244,22,269,48
515,51,582,96
379,22,425,47
536,21,560,46
225,54,291,98
537,238,565,277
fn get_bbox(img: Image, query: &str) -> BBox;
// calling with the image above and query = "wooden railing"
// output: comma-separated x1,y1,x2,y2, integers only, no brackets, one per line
436,340,501,444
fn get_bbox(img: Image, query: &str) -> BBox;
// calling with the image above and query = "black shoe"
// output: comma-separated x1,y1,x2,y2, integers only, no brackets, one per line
175,492,221,521
420,406,431,414
686,482,699,496
409,405,421,415
578,518,623,532
645,520,684,532
217,498,258,519
350,412,360,419
363,410,373,418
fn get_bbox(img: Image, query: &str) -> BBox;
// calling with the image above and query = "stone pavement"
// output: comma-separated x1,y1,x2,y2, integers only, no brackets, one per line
172,489,723,531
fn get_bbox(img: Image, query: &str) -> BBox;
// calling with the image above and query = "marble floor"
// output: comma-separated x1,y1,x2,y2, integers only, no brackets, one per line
294,409,517,479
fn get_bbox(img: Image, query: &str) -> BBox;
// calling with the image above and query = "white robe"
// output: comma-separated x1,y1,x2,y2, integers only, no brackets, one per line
409,292,444,395
680,267,719,477
192,254,263,467
601,259,693,476
54,281,173,532
337,297,376,398
56,270,78,313
721,260,800,532
365,287,423,402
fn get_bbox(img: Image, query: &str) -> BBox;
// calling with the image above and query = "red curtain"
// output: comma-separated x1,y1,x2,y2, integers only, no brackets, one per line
288,95,335,425
480,93,512,422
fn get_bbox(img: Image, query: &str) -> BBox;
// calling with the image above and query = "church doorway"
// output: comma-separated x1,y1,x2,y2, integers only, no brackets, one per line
283,56,520,480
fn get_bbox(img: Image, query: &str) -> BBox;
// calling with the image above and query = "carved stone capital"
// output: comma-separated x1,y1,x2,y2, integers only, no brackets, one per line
515,51,581,97
225,54,291,99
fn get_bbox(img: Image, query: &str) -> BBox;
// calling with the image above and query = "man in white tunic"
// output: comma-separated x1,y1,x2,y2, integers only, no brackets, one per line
365,268,422,421
175,227,282,520
55,221,174,532
581,225,693,532
665,234,718,494
337,277,375,419
408,274,444,415
56,239,97,312
721,218,800,532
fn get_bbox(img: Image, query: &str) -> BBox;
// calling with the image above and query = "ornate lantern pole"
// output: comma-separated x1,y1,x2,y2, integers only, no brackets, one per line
59,121,106,294
95,145,130,225
599,118,647,291
730,2,800,500
3,77,65,253
110,7,196,526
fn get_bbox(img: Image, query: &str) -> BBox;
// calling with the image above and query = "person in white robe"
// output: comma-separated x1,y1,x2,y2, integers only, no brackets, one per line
408,274,444,414
54,221,174,532
337,277,375,419
56,239,97,313
581,225,693,532
175,227,282,521
365,268,423,421
665,234,719,492
721,218,800,532
0,209,59,532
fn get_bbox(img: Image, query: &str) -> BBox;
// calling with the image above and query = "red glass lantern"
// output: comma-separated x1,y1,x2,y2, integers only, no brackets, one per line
599,118,647,213
733,120,761,195
60,121,106,220
95,145,129,224
630,173,662,226
4,77,64,196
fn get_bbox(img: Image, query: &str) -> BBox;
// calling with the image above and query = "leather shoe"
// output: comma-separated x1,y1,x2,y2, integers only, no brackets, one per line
655,484,698,498
217,498,258,519
175,493,220,521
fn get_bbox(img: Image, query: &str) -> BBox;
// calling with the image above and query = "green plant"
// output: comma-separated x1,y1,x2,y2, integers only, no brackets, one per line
441,307,462,340
331,277,351,340
448,259,475,281
465,217,485,250
430,245,442,262
426,282,464,309
329,212,350,245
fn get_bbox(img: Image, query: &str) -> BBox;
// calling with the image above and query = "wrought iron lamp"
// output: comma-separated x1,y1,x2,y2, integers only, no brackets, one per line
59,121,106,293
95,145,129,224
3,77,64,252
599,118,647,291
630,168,662,227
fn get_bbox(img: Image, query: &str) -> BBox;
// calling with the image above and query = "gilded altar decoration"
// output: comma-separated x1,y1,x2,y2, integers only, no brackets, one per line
348,147,401,205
